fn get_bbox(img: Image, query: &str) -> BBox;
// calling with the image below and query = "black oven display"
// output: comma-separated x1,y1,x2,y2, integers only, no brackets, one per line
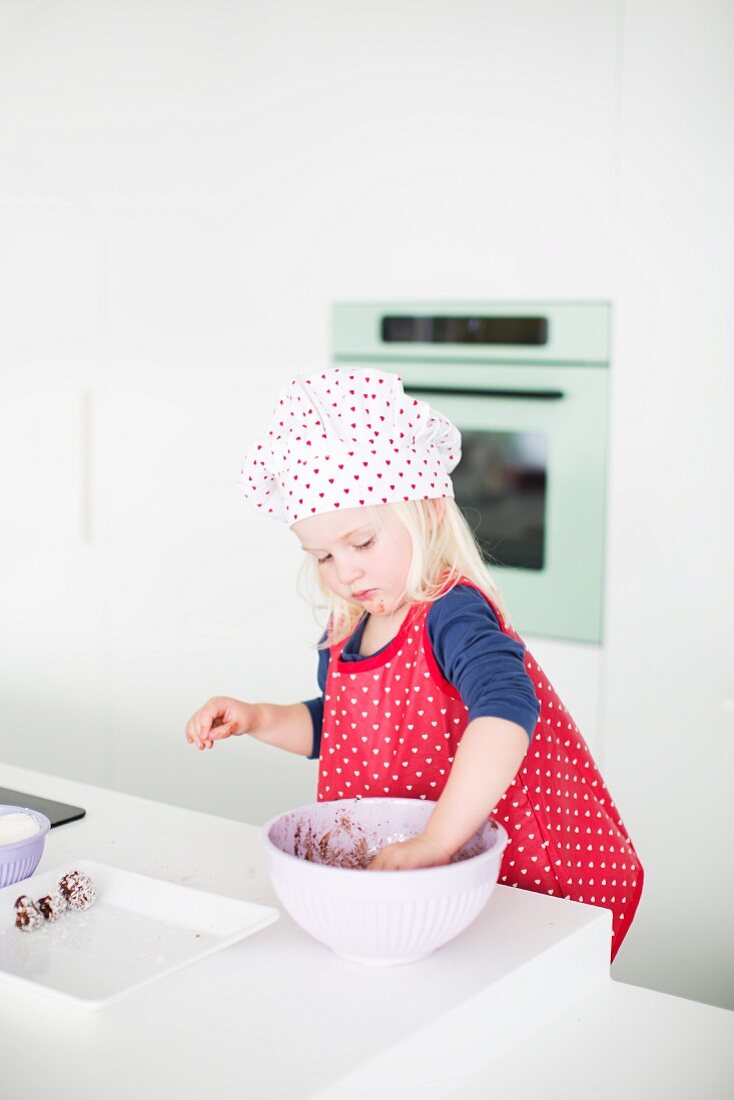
453,430,548,570
381,315,549,345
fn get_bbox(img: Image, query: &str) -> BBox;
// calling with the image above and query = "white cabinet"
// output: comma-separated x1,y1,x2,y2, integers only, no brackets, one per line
0,204,110,783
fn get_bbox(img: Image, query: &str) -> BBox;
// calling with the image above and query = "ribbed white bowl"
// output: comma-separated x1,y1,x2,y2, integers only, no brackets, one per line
262,798,507,965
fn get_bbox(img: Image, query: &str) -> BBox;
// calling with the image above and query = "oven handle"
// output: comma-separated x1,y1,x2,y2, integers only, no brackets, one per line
404,385,565,401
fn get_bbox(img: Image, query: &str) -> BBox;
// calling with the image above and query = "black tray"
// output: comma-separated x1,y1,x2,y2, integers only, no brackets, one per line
0,787,86,828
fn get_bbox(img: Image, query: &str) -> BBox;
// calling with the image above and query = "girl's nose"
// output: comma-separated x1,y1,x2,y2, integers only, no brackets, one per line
335,557,363,586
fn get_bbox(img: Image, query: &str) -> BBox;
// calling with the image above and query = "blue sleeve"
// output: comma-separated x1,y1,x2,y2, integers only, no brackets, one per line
304,639,330,760
427,586,540,740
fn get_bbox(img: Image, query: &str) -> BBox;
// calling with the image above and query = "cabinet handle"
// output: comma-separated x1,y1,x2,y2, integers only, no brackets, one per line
404,385,564,401
81,389,94,544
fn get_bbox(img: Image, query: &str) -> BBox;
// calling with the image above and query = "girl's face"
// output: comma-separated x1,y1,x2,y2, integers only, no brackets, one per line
293,505,413,617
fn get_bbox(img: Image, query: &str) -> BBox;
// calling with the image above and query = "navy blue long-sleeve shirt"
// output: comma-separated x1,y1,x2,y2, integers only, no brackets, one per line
304,585,539,760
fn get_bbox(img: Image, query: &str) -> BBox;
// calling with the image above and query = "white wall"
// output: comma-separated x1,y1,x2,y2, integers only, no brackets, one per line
0,0,731,1009
602,0,734,1009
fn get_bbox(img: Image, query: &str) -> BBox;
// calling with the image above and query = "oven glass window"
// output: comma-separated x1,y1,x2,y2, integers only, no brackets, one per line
453,430,548,570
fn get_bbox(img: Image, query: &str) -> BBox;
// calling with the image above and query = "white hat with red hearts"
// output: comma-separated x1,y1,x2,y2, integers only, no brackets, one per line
240,367,461,526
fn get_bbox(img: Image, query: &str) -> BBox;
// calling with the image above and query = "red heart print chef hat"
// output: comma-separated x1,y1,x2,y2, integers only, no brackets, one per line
240,367,462,525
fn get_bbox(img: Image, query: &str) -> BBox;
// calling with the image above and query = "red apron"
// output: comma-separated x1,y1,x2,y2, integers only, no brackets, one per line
317,584,643,960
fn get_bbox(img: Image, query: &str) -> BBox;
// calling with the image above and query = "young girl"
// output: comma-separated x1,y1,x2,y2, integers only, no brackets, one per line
185,368,643,960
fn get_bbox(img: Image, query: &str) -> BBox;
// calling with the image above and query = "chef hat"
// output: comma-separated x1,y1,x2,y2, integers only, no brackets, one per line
240,367,461,526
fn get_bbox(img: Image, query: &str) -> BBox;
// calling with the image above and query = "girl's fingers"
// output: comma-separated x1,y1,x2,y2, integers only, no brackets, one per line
185,704,239,749
210,722,236,740
185,719,210,749
188,721,236,750
195,709,220,741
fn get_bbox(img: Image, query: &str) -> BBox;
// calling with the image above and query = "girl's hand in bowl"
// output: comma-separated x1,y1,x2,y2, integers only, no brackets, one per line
185,696,254,751
368,833,452,871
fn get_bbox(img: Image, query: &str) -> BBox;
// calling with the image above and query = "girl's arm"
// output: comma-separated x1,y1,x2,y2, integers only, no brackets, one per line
368,717,528,870
185,696,313,757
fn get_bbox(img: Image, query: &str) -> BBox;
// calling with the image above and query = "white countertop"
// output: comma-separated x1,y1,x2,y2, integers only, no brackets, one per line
0,762,731,1099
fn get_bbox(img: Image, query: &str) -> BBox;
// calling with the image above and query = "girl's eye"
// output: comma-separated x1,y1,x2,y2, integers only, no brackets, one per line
315,536,373,564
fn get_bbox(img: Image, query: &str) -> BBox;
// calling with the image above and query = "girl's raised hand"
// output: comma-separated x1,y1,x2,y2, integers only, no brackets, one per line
185,696,254,751
368,833,452,872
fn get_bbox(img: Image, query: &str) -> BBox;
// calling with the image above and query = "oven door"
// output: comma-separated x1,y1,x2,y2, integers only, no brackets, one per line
398,364,608,643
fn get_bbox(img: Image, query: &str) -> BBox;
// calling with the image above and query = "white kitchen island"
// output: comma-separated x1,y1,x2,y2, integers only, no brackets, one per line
0,762,731,1099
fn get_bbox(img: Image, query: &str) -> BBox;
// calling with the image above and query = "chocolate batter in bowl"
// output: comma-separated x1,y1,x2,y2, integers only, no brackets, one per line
262,798,507,965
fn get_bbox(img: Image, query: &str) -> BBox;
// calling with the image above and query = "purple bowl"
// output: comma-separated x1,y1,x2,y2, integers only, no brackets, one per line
0,805,50,889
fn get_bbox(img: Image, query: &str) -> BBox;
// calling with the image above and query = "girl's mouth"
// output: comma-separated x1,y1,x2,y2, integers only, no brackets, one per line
352,589,376,602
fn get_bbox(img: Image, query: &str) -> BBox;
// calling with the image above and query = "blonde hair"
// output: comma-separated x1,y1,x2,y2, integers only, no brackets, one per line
298,498,510,648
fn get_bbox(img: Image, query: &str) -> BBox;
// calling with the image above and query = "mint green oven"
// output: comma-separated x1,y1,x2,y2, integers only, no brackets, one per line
332,302,610,644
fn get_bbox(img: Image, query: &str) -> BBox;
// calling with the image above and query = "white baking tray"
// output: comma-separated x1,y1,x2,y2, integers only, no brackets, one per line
0,859,279,1009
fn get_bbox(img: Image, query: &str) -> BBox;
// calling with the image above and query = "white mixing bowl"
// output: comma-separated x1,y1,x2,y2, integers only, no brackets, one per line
261,797,508,965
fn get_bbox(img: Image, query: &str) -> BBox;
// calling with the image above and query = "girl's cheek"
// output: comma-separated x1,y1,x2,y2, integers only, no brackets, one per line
323,568,343,594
